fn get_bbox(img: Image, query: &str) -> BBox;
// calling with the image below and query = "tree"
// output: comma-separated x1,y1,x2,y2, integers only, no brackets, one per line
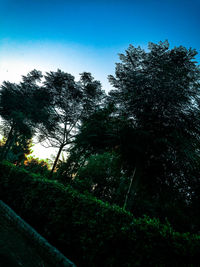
55,105,121,181
22,157,50,176
108,41,200,210
39,70,105,176
73,152,128,205
5,135,33,165
0,70,53,161
79,72,105,120
61,105,153,208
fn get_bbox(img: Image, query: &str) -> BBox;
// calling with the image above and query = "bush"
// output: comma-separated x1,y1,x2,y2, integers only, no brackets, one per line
73,152,128,206
21,157,50,177
0,161,199,266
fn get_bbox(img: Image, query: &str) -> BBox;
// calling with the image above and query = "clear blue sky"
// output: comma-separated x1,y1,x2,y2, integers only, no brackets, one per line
0,0,199,159
0,0,199,49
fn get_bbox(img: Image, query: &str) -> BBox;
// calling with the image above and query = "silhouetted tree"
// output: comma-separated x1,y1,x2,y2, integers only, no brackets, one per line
38,70,105,176
108,41,200,210
0,70,53,161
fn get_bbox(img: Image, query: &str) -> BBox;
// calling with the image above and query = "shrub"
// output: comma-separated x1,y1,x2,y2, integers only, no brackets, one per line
0,161,199,266
22,157,51,177
73,152,128,206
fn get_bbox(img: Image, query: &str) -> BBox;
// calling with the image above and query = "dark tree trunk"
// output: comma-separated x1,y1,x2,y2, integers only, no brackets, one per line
0,125,15,161
49,144,64,178
123,167,136,210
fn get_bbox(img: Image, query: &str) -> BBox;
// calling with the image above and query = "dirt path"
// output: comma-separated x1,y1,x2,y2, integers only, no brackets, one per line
0,216,50,267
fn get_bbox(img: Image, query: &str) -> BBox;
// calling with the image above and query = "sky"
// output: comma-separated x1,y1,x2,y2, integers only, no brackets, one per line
0,0,199,159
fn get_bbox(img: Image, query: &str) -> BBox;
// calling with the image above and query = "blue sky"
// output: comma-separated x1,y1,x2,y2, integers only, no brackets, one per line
0,0,199,158
0,0,199,48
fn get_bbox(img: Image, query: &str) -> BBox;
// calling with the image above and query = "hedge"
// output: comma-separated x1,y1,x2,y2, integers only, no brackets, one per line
0,161,199,266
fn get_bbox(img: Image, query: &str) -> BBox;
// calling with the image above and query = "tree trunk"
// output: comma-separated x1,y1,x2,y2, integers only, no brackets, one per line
123,167,136,210
3,134,16,161
0,125,14,161
49,144,64,178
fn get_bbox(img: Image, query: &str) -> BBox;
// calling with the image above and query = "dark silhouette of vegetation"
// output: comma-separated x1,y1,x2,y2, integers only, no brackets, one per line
59,41,200,231
22,157,51,176
0,161,199,266
37,70,105,176
0,70,53,163
0,41,200,265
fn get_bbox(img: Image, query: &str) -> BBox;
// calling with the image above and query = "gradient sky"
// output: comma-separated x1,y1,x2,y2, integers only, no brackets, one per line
0,0,199,159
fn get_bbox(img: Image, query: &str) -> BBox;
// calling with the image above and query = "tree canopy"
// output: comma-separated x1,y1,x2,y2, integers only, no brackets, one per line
61,41,200,230
107,41,200,204
38,70,105,175
0,70,51,161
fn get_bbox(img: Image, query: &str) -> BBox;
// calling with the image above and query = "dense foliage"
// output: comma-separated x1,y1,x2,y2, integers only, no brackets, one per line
0,41,200,265
58,41,200,232
73,152,128,206
108,41,200,198
0,70,51,161
107,41,200,231
22,157,51,176
0,161,200,266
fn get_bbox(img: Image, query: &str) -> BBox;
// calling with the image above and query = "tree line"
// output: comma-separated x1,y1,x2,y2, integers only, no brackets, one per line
0,70,105,173
1,41,200,232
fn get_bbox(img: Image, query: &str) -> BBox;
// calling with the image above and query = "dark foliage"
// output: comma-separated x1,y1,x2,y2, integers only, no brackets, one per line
0,41,200,264
21,157,50,177
0,161,200,267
